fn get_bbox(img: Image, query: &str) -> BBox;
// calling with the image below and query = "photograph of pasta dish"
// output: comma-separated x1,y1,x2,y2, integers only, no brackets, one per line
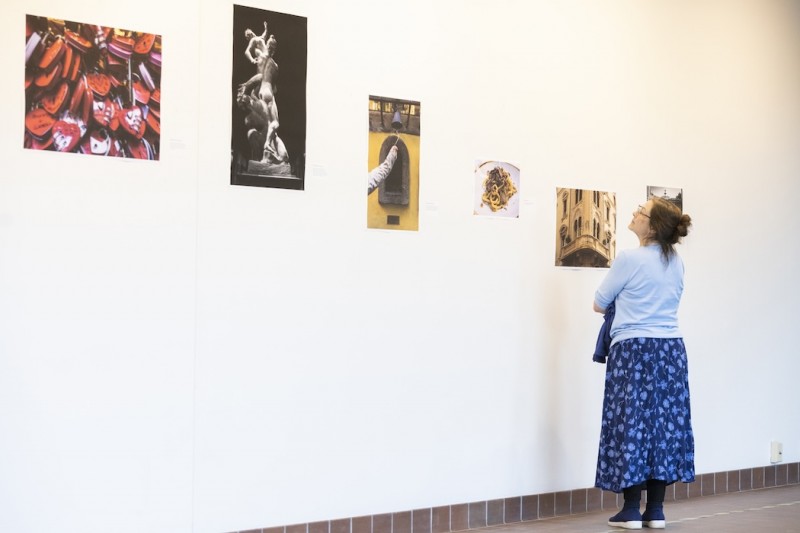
473,160,520,218
481,165,517,212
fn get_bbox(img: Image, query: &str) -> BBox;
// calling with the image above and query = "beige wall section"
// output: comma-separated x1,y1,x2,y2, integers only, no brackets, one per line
1,1,799,533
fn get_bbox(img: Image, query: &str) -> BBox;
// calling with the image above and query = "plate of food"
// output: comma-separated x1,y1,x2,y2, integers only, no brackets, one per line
473,160,520,218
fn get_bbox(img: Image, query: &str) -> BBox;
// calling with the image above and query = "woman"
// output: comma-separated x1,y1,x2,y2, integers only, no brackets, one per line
593,197,695,530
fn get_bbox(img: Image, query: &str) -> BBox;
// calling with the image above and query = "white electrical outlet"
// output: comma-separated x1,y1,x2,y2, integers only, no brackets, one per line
770,441,783,464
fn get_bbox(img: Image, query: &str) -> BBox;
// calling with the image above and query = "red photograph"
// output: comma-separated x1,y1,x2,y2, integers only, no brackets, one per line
24,15,162,160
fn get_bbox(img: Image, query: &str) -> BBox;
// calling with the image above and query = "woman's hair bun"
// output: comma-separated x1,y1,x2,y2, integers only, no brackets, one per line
675,214,692,239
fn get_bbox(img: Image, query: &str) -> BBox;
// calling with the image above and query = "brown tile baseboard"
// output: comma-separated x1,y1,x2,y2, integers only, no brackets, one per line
228,462,800,533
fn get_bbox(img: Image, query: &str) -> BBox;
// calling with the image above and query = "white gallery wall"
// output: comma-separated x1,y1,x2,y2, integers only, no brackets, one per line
1,1,799,532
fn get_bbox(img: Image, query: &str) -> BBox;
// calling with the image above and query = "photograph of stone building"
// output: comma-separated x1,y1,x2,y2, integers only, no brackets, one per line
647,185,683,211
555,187,617,268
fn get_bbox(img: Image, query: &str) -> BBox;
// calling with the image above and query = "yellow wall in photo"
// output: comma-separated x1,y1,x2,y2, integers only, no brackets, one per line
367,131,420,231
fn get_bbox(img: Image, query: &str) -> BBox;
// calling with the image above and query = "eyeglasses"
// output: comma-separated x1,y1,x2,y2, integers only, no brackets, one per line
636,205,650,218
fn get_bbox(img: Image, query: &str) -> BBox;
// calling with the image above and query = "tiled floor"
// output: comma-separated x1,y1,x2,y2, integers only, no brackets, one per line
470,484,800,532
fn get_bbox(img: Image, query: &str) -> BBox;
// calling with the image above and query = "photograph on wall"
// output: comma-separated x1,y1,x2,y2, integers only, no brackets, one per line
473,160,520,218
24,15,162,159
647,185,683,211
555,187,617,268
367,96,421,231
231,5,307,190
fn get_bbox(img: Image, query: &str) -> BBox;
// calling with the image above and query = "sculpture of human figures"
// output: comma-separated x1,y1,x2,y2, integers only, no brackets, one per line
236,90,288,163
239,27,289,164
236,91,267,161
244,22,268,65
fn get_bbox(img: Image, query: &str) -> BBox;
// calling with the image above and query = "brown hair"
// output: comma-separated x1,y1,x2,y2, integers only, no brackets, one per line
648,197,692,260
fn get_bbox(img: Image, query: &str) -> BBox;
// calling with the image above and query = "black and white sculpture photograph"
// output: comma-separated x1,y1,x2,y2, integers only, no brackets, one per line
231,5,306,190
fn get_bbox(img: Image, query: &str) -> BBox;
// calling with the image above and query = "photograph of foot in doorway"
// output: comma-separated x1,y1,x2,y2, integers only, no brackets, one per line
592,197,695,530
367,95,420,231
231,5,306,190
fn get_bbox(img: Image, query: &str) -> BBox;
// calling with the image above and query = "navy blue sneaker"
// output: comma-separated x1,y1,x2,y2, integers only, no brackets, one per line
642,507,666,529
608,507,643,529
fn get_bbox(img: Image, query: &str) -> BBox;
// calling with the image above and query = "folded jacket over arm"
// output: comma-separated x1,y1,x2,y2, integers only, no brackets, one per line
593,301,615,363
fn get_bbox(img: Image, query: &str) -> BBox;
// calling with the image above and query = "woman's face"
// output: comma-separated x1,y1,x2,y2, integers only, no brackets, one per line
628,199,654,241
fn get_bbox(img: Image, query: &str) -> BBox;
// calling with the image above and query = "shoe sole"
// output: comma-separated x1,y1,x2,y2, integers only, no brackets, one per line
608,520,642,529
644,519,666,528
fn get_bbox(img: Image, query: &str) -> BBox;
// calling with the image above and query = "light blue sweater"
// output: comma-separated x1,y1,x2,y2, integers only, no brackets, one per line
594,244,684,345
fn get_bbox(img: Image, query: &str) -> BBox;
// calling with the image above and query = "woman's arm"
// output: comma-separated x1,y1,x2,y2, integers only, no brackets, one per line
594,250,630,313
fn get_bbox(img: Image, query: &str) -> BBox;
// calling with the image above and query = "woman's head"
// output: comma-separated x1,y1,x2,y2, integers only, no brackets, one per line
642,197,692,259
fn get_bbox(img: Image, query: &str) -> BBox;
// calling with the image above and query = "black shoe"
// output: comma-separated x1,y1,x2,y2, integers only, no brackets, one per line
608,508,643,529
642,507,665,529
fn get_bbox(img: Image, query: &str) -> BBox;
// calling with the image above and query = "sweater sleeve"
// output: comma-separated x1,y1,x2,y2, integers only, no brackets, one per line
594,251,631,309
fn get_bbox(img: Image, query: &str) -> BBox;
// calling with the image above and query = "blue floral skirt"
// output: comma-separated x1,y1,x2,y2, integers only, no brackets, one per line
595,337,695,493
